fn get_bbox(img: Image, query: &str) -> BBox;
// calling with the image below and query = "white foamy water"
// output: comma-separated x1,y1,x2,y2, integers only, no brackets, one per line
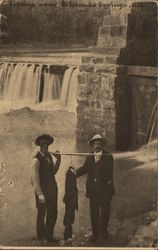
0,63,79,113
59,67,74,106
43,67,62,101
67,67,79,110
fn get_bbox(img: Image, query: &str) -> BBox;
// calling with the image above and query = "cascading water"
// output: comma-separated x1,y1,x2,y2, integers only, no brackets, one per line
42,66,62,102
0,63,42,104
60,67,74,106
0,63,79,113
67,68,79,110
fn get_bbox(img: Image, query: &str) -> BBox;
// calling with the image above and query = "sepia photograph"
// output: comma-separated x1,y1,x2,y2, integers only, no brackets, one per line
0,0,157,249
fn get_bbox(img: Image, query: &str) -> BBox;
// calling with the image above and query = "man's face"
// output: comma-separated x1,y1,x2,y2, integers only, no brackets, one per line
40,139,49,155
93,140,103,153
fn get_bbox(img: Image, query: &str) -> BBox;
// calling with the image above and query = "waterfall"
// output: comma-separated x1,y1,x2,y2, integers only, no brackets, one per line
59,67,74,106
10,64,27,102
3,64,14,98
22,65,35,102
0,63,79,112
0,63,10,99
42,66,62,102
66,68,79,112
33,65,43,104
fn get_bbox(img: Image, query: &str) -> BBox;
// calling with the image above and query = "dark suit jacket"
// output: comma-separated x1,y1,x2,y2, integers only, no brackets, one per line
76,150,115,202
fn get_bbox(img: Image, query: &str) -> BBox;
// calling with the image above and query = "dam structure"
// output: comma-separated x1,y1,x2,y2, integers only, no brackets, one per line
76,1,157,150
0,60,81,113
0,1,157,150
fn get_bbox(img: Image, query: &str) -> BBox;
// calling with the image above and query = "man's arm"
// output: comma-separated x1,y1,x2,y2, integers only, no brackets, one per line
107,154,114,180
76,156,89,177
31,158,45,203
51,151,61,175
107,154,115,195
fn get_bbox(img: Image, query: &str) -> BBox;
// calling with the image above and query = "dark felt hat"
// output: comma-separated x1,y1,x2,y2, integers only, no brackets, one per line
35,134,54,146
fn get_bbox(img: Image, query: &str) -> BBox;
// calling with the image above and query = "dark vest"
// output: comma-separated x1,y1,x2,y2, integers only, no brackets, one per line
35,152,57,198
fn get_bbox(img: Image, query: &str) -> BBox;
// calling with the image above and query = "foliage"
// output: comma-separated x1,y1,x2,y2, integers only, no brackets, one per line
1,0,108,46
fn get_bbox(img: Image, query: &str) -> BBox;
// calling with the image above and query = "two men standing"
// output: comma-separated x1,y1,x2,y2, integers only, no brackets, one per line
31,133,115,244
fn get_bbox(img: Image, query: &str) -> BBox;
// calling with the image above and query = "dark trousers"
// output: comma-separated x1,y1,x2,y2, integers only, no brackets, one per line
64,224,73,240
89,199,111,238
36,194,57,241
63,205,75,240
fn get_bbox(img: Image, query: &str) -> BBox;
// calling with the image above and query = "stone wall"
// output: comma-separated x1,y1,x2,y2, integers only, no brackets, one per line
76,5,129,149
76,59,121,149
76,2,158,150
77,62,157,150
118,2,157,66
76,11,128,149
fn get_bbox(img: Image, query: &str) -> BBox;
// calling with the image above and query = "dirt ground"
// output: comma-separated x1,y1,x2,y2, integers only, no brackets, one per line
0,108,157,248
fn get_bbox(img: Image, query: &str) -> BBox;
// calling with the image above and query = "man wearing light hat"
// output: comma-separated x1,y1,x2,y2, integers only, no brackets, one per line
76,134,115,242
31,134,61,243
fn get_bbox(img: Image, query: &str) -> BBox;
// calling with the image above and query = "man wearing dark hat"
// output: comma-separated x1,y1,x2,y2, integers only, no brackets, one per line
76,134,115,242
31,134,61,243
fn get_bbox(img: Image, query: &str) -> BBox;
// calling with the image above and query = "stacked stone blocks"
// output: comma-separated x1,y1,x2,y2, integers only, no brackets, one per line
76,4,157,149
77,62,119,148
76,13,128,149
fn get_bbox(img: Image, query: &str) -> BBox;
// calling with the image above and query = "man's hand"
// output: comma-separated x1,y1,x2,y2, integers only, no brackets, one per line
38,193,46,203
69,167,77,175
53,150,61,160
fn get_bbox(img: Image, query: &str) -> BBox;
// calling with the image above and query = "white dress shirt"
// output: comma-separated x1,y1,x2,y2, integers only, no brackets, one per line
94,151,102,163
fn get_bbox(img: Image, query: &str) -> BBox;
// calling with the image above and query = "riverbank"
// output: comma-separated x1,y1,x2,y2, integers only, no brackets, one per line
0,109,157,247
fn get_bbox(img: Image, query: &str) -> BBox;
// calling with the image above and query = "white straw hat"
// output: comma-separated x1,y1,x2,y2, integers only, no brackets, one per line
88,134,105,146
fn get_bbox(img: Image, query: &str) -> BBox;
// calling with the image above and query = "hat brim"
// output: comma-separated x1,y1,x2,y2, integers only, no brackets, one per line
35,134,54,146
88,138,105,146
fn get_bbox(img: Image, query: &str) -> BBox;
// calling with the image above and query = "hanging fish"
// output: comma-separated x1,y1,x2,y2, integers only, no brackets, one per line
63,166,78,241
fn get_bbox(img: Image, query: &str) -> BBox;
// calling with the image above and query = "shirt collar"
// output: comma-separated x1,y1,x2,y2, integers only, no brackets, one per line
40,150,48,158
94,150,102,156
94,151,102,163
